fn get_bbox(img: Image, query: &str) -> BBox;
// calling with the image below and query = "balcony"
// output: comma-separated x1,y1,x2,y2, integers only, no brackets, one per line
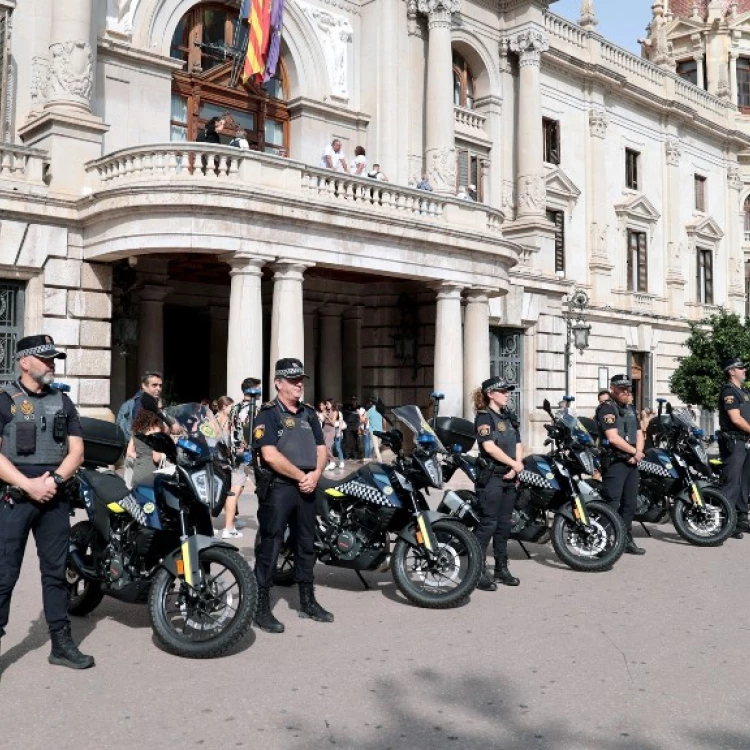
454,105,488,140
0,143,49,194
81,144,517,290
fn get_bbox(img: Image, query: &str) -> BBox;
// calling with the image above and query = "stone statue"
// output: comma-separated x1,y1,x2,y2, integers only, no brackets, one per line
579,0,598,31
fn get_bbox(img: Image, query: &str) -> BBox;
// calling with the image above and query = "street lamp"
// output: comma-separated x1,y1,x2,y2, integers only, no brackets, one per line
563,288,591,395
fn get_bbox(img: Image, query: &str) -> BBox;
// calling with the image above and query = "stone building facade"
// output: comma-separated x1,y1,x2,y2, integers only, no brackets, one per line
1,0,749,447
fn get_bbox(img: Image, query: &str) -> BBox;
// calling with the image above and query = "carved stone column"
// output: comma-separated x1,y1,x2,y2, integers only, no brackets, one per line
664,138,686,315
727,165,746,313
463,290,490,420
433,284,464,418
588,108,613,303
418,0,461,195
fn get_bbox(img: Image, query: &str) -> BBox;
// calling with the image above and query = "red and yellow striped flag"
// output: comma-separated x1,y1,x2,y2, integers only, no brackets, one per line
242,0,272,83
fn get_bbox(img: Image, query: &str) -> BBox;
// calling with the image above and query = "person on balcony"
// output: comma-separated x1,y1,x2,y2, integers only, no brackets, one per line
350,146,367,176
367,164,388,181
416,173,433,191
197,116,226,144
320,139,347,172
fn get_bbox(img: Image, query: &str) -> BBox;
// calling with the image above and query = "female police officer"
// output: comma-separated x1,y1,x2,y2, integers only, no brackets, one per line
473,376,524,591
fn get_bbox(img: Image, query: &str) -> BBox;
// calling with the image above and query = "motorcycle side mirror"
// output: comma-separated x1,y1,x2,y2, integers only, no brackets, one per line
541,399,554,418
243,388,262,398
430,391,445,401
562,395,575,403
656,398,667,403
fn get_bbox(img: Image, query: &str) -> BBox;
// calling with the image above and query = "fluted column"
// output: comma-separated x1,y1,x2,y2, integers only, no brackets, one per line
509,29,549,222
664,139,686,315
318,305,344,401
463,291,490,420
727,165,745,313
138,285,171,377
434,284,464,418
269,261,310,386
226,255,265,400
418,0,461,194
588,108,613,303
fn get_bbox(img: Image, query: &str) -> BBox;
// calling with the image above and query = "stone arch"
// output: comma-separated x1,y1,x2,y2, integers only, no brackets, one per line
131,0,326,100
450,30,499,102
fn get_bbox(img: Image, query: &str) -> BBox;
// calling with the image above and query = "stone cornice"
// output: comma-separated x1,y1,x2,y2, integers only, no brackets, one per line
97,38,185,75
286,96,371,128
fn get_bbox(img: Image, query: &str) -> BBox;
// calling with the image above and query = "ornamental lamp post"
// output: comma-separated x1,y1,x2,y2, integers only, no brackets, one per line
563,288,591,396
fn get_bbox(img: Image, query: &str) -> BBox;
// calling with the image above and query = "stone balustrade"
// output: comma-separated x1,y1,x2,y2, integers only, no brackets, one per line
544,13,734,128
0,143,49,191
85,144,506,234
454,105,487,134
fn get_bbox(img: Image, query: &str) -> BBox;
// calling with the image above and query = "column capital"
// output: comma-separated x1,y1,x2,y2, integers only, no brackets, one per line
434,282,464,300
139,284,172,304
225,253,268,276
509,29,549,67
272,260,314,282
665,138,681,167
464,289,492,304
417,0,461,27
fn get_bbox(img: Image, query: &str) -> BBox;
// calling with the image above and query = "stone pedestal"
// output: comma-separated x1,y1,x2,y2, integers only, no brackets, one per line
463,290,490,420
434,284,464,418
269,261,310,387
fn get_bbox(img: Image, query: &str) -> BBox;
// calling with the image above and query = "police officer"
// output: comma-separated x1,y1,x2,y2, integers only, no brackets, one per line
473,376,523,591
252,358,332,633
597,373,646,556
0,335,94,668
717,356,750,539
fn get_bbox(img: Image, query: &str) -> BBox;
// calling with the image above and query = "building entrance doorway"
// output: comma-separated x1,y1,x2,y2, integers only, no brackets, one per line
627,351,652,415
490,328,523,416
164,305,211,403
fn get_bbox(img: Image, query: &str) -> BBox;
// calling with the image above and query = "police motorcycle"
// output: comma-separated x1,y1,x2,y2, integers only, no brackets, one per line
436,397,627,572
254,404,482,609
66,403,257,658
635,399,736,546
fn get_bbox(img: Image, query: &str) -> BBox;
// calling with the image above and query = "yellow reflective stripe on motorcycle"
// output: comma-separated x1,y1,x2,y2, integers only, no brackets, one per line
107,503,126,514
691,483,704,507
574,497,589,525
325,489,345,497
181,540,193,587
417,514,433,552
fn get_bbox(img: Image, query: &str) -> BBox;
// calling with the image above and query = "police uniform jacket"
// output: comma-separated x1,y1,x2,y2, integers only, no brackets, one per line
718,382,750,435
596,400,638,456
0,381,82,479
252,398,325,479
475,408,521,472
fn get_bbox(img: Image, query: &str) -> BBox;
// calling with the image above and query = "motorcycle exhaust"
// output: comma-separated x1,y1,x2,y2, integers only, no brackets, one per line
68,544,98,581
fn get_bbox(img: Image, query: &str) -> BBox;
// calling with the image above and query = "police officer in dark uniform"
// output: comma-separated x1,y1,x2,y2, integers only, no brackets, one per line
0,335,94,668
597,373,646,556
252,358,332,633
717,356,750,539
473,376,523,591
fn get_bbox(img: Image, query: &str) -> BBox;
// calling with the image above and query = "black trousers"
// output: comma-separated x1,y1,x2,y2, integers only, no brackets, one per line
474,475,516,559
344,429,360,460
721,438,750,514
255,480,317,589
0,496,70,638
603,460,639,532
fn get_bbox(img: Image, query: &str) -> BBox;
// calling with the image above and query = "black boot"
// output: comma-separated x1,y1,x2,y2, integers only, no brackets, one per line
736,512,750,533
253,587,285,633
493,557,520,586
48,625,95,669
624,533,646,555
477,563,497,592
298,583,334,623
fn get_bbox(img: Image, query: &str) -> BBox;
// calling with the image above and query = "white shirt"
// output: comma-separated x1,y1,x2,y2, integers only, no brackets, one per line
321,144,347,171
350,154,368,175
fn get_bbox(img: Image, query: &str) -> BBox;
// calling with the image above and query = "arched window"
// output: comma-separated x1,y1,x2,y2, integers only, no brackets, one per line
452,51,475,110
745,195,750,242
169,2,289,155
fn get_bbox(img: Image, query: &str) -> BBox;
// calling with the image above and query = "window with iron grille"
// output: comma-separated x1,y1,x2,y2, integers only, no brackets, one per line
489,328,523,418
546,209,565,274
0,7,10,142
0,281,24,387
625,148,640,191
627,230,648,293
694,174,707,212
542,118,560,165
696,247,713,305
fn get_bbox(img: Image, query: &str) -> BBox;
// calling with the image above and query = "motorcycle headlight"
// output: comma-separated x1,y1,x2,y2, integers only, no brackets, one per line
692,443,708,466
425,456,443,489
190,469,210,505
577,450,595,476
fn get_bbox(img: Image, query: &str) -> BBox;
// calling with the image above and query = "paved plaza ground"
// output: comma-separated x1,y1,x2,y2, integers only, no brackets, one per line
1,464,748,750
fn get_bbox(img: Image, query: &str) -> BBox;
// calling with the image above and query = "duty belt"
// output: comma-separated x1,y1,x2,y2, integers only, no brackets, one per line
720,430,750,440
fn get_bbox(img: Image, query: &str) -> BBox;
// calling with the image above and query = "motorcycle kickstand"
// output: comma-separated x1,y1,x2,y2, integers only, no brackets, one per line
640,522,652,538
355,570,370,590
516,540,532,559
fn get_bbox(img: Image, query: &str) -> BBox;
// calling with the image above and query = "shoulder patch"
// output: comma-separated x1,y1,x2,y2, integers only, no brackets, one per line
253,425,266,440
725,395,737,404
603,414,616,425
478,424,491,437
259,401,275,411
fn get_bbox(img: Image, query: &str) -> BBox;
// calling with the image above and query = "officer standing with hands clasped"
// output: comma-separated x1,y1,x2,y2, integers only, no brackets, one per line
473,376,523,592
0,335,94,668
597,373,646,556
252,358,333,633
717,356,750,539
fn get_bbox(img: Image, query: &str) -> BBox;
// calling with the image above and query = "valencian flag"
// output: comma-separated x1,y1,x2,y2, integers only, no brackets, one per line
241,0,272,83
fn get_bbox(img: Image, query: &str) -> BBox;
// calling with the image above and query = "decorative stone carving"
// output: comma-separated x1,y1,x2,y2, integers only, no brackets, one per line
665,138,681,167
509,29,549,67
426,146,457,192
589,109,608,139
299,1,354,100
640,1,674,71
407,0,422,37
501,179,516,211
30,56,50,111
106,0,140,37
717,63,731,101
590,221,611,265
417,0,461,26
579,0,598,31
727,164,743,191
48,41,94,102
498,38,510,74
517,174,545,213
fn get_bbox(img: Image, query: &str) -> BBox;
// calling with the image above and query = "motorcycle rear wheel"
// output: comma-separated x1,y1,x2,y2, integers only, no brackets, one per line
551,501,626,572
253,531,296,587
66,521,104,616
391,518,482,608
149,546,257,658
671,487,736,547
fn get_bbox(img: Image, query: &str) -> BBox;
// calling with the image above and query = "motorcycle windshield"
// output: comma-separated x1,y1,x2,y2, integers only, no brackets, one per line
560,412,594,446
391,405,447,454
164,403,226,455
672,409,695,432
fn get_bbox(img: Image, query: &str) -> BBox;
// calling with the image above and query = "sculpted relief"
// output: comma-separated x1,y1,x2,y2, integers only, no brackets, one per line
48,41,94,102
106,0,140,37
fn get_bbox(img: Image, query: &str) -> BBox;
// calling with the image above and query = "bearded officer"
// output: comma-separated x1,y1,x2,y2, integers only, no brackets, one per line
597,373,646,556
717,356,750,539
252,358,332,633
0,335,94,668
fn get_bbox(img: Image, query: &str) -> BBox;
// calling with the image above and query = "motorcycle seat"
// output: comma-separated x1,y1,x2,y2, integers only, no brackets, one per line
80,468,130,503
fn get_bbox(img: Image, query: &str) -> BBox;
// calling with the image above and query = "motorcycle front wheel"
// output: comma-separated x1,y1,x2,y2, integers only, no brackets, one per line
391,518,482,608
671,487,736,547
551,501,626,572
149,546,257,658
66,521,104,616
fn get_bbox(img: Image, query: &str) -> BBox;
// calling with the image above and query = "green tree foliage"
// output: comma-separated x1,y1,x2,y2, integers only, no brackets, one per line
670,311,750,410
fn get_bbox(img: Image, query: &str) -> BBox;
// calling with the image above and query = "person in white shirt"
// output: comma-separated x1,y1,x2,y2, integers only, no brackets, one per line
367,163,388,181
320,139,347,172
350,145,367,176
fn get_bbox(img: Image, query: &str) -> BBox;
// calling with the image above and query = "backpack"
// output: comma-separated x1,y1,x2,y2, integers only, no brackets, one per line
116,395,138,440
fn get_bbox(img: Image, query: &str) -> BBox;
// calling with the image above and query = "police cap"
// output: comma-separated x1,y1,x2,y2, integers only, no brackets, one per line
274,358,309,379
481,376,515,393
610,373,632,388
721,356,747,372
16,334,67,360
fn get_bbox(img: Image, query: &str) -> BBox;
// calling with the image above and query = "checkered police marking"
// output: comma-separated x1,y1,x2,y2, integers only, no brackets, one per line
637,461,673,478
518,470,553,490
119,494,148,526
338,480,390,505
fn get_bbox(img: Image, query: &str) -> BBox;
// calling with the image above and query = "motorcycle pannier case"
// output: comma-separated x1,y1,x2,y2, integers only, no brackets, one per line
434,416,476,453
81,417,127,468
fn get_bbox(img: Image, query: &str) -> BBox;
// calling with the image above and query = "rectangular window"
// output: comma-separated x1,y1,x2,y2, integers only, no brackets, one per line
546,209,565,274
542,118,560,165
738,58,750,111
696,247,713,305
625,148,640,191
627,230,648,293
676,59,698,86
456,148,484,201
694,174,707,212
0,8,9,142
170,94,188,142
